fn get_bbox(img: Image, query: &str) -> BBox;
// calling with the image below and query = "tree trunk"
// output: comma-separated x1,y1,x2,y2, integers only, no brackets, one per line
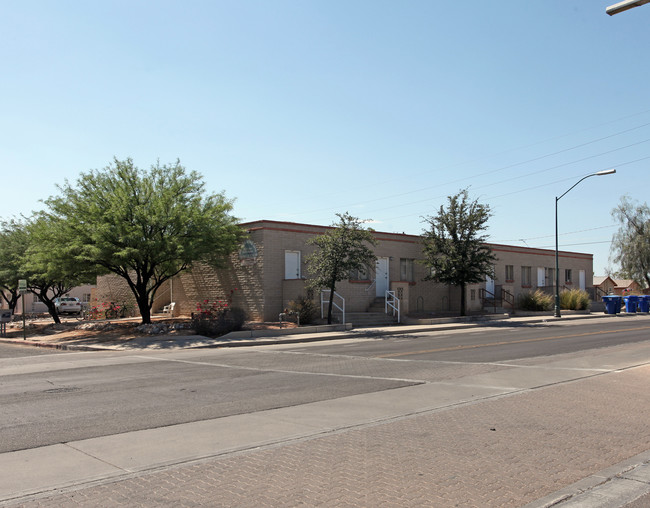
45,300,61,324
0,290,19,314
135,293,152,324
459,283,466,317
132,282,152,324
327,281,336,325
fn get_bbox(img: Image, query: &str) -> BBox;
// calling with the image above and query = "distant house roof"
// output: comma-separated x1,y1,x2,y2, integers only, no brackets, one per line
613,279,638,289
593,276,615,287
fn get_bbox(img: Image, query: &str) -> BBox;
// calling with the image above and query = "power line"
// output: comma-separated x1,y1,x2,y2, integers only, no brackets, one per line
261,113,650,219
494,224,617,243
536,240,613,249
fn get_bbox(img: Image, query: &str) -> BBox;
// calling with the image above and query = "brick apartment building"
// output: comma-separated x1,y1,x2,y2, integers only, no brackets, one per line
94,220,594,322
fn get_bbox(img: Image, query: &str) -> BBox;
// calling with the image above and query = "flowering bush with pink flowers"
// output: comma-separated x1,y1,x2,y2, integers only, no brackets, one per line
191,289,246,337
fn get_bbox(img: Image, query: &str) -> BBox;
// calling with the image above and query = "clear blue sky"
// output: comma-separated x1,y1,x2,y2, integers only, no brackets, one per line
1,1,648,276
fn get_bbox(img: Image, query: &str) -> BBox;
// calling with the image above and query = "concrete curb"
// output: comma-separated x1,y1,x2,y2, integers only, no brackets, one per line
219,322,353,339
523,450,650,508
0,311,631,351
0,313,632,351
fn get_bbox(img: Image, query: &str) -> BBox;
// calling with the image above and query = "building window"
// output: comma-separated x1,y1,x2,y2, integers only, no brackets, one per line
470,289,476,301
81,293,91,303
521,266,531,287
505,265,514,282
349,266,370,281
565,269,572,284
400,258,415,282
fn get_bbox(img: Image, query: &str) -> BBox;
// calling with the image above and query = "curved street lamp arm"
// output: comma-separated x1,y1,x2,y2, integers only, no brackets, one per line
557,174,597,202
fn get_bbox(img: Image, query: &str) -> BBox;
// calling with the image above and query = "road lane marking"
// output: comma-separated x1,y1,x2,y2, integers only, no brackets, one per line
374,325,650,358
132,355,427,384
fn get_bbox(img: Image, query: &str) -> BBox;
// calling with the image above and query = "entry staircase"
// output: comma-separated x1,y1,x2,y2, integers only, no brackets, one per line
330,297,399,327
480,286,515,315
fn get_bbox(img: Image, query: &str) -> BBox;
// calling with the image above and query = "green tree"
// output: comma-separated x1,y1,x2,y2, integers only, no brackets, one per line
306,213,377,324
0,217,92,323
22,215,96,323
44,157,244,324
611,196,650,288
0,219,29,313
421,189,496,316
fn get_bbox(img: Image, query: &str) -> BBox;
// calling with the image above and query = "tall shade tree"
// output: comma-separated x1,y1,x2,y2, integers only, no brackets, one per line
0,217,92,323
611,196,650,288
0,220,29,313
22,215,97,323
421,189,496,316
45,158,244,324
306,213,377,325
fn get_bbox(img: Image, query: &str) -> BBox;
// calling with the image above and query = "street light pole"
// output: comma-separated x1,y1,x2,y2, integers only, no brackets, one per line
554,169,616,318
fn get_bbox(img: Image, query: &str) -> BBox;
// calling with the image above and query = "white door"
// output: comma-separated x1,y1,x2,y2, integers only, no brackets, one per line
376,257,389,297
485,273,495,295
284,251,300,279
579,270,586,291
537,267,545,287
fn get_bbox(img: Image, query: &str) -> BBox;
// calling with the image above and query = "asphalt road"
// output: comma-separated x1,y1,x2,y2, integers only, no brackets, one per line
287,317,650,362
1,316,649,455
0,343,67,358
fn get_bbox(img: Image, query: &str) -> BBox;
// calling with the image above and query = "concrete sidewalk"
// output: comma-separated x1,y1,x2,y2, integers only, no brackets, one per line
0,311,623,352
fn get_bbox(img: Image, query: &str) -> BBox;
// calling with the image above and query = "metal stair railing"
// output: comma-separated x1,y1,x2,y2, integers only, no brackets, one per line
479,287,498,313
501,288,515,314
321,290,345,324
385,290,400,323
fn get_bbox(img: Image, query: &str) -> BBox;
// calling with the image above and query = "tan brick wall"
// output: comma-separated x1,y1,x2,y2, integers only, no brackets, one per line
488,243,593,303
249,221,463,317
94,230,265,321
93,221,594,321
173,232,265,320
95,274,137,308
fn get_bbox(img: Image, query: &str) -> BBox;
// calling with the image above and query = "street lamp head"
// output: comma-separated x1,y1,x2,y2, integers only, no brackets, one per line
595,169,616,176
607,0,650,15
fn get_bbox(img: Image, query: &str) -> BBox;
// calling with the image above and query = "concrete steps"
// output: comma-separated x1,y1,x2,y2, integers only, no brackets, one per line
344,312,399,327
325,298,400,327
367,297,388,314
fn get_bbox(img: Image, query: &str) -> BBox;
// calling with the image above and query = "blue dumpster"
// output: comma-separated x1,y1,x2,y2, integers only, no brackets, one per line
602,295,621,314
637,295,650,313
624,295,639,313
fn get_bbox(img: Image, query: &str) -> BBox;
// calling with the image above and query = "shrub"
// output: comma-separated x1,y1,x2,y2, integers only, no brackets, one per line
559,289,590,311
191,289,247,337
287,293,318,325
517,290,553,311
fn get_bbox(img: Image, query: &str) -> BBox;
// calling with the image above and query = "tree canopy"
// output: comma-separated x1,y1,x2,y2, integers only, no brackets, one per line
0,220,29,313
44,157,244,323
306,213,377,324
421,189,496,316
611,196,650,288
0,217,94,323
23,215,97,323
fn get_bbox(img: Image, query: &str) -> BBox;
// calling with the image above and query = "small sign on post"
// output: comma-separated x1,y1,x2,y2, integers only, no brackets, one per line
18,279,27,293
